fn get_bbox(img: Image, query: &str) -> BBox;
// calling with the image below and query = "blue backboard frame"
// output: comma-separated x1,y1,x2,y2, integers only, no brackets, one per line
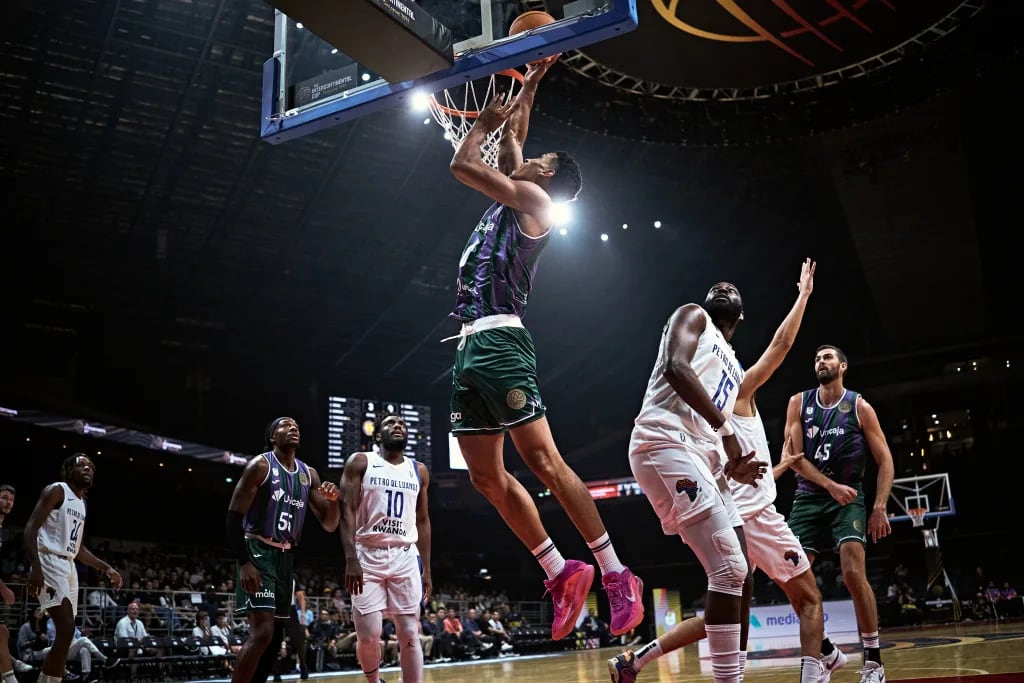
260,1,638,144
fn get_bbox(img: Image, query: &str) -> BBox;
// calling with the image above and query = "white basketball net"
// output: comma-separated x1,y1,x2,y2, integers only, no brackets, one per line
909,508,926,527
428,70,524,170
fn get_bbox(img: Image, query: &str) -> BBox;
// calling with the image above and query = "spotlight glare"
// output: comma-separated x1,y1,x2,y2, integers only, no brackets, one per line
600,233,609,242
361,72,371,82
423,118,431,125
550,202,573,226
558,227,568,236
410,92,432,112
295,22,303,29
330,48,338,55
622,223,628,229
654,220,662,228
443,130,453,141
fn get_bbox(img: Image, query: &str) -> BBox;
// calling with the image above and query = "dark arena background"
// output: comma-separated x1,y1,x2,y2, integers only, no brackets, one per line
2,0,1023,681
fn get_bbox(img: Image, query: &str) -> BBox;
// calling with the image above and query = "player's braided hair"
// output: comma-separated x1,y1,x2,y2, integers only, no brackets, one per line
61,453,89,482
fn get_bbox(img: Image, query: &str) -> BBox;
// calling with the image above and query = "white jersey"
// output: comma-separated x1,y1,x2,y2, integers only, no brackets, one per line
634,307,745,443
729,412,777,520
37,482,87,559
355,451,420,549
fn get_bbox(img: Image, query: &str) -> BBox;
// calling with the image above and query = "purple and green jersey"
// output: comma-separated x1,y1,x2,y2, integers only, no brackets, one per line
796,388,868,495
451,202,550,322
243,451,311,547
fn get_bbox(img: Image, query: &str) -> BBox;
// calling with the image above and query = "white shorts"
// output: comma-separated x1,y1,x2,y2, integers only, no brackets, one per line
351,544,422,617
629,426,741,535
38,551,79,617
743,505,811,584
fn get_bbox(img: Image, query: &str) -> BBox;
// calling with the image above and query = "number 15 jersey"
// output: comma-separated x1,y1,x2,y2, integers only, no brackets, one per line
634,306,745,443
356,451,420,548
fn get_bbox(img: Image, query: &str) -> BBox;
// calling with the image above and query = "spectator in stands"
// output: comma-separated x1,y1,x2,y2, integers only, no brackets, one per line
212,613,237,654
193,612,228,657
308,609,340,671
483,609,514,653
17,608,48,665
45,619,109,681
461,608,492,655
379,618,398,668
431,610,457,662
416,617,434,664
86,579,120,626
998,581,1020,618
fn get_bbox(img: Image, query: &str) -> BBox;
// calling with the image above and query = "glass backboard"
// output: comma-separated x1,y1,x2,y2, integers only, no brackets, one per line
260,0,638,144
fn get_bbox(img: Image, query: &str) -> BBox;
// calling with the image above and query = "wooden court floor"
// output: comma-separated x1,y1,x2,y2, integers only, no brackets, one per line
191,621,1024,683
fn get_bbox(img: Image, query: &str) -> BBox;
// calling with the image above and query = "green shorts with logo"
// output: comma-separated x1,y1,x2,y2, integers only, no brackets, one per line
234,537,294,618
450,326,546,435
787,490,867,555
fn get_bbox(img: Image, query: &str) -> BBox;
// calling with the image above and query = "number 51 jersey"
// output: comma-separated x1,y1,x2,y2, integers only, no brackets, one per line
355,451,420,548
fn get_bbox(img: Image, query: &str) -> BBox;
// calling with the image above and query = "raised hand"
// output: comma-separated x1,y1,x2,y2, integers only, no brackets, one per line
475,90,519,132
798,257,816,296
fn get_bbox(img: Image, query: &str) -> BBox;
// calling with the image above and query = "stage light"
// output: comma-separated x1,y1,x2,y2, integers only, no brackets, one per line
550,202,572,225
654,220,662,228
410,92,431,112
600,233,609,242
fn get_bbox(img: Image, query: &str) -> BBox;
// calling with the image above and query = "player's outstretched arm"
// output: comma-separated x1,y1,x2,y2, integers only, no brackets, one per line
738,258,815,399
308,466,340,533
450,93,551,219
497,59,556,174
23,483,64,598
415,461,433,605
339,453,368,595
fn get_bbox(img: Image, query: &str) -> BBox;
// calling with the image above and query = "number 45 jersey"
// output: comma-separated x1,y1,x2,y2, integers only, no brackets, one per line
634,306,745,445
244,451,311,547
356,451,420,548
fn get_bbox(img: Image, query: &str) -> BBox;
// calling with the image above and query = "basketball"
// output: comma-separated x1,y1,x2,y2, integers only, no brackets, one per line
509,11,558,67
509,10,556,36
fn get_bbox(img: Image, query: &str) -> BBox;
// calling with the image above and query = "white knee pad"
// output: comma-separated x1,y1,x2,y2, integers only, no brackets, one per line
682,508,748,597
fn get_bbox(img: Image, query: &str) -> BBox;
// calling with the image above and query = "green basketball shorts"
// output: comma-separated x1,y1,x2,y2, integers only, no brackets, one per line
450,325,546,435
234,537,294,618
787,490,867,555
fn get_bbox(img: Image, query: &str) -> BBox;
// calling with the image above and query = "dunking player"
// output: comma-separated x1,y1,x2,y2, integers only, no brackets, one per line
24,455,123,683
226,417,340,683
784,347,894,683
624,280,766,682
340,412,431,683
610,260,845,682
446,58,643,641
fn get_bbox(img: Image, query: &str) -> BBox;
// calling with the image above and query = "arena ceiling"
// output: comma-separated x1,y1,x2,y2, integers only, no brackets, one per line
1,0,1019,476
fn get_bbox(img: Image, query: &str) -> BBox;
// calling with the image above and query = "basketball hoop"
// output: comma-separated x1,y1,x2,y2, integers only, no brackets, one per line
909,507,927,528
428,69,525,169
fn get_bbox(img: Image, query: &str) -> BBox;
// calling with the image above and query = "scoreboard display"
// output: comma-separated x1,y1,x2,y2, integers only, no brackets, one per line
327,396,432,470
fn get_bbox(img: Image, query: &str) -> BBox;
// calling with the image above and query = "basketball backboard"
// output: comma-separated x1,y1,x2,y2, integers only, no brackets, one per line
260,0,638,144
886,472,955,525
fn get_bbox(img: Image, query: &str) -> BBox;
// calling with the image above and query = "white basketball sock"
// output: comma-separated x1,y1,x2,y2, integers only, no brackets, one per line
531,538,566,580
587,532,626,576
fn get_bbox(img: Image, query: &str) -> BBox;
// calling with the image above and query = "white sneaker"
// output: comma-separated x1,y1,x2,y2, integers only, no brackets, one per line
858,661,886,683
818,647,848,682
